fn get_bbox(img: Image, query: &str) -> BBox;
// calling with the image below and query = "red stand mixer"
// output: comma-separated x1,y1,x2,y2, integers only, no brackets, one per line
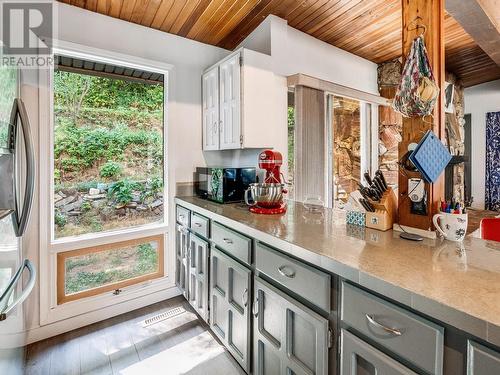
244,150,287,214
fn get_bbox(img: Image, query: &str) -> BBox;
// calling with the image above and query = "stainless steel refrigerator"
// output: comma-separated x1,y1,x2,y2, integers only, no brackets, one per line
0,66,36,374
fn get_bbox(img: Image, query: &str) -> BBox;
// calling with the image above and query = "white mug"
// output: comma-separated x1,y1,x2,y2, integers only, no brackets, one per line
432,212,468,242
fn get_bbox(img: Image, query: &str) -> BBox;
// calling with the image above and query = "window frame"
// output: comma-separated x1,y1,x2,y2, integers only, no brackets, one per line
325,93,380,209
39,40,174,325
57,234,164,304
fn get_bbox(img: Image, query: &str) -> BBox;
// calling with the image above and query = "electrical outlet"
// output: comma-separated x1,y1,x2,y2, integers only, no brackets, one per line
408,178,427,215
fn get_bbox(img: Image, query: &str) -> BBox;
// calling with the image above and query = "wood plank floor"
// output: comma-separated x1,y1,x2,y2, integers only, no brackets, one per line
25,296,245,375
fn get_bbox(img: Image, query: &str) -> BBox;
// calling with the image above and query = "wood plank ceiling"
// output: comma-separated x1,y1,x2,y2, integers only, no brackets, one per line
60,0,500,87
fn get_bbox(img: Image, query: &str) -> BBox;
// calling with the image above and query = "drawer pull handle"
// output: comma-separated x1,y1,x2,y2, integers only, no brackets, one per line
242,288,248,307
194,222,202,227
365,314,402,336
278,265,296,278
223,238,233,244
252,297,259,317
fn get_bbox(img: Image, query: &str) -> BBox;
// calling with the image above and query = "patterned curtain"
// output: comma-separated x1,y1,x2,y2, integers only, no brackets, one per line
486,112,500,211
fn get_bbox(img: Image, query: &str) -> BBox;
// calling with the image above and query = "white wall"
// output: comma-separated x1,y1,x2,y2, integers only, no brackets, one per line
238,15,379,95
464,79,500,209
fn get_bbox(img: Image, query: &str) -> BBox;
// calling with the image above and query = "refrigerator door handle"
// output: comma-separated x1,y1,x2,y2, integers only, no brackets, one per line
11,98,35,237
0,259,36,321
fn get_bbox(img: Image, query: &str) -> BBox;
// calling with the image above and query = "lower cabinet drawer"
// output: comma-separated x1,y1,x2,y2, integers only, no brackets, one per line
467,340,500,375
211,222,251,265
341,281,444,375
176,205,190,226
255,241,331,312
340,329,418,375
253,277,329,375
190,211,209,239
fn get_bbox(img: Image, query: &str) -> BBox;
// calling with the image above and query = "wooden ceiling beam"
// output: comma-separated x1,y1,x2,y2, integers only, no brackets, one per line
398,0,445,231
446,0,500,66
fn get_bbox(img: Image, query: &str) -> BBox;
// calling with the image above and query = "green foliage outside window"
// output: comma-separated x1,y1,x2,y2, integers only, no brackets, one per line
100,161,122,178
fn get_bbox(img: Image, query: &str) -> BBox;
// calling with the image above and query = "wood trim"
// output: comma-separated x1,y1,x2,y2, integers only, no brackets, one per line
287,73,391,106
57,235,165,305
446,0,500,67
55,65,164,86
398,0,445,231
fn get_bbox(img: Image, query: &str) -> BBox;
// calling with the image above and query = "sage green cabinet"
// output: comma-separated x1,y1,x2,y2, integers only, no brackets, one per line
175,223,189,299
467,340,500,375
253,277,329,375
340,329,417,375
187,234,209,323
210,247,252,373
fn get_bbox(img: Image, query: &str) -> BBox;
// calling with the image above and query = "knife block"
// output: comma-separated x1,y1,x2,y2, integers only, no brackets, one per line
365,188,397,231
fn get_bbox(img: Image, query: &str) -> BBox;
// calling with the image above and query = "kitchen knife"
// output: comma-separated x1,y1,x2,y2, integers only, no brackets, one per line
370,178,383,198
369,187,381,201
364,171,373,186
361,187,374,200
373,176,386,194
366,199,375,212
358,198,369,212
375,170,388,190
360,198,375,212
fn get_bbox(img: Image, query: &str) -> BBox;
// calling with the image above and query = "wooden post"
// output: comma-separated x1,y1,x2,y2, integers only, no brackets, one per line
398,0,445,231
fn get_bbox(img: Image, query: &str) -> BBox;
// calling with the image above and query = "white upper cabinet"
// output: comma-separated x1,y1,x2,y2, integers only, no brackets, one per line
202,66,219,150
202,48,278,150
219,52,241,149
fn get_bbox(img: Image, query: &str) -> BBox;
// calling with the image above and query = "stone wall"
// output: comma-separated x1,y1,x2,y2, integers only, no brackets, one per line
377,60,466,200
377,60,403,187
444,71,466,201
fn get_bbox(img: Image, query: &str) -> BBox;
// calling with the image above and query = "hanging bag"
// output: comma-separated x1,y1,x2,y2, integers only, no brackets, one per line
392,36,439,118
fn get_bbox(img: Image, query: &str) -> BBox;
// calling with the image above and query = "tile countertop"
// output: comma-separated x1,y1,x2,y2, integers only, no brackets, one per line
175,196,500,347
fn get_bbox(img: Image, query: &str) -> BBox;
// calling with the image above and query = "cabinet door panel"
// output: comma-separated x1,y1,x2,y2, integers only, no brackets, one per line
219,53,241,150
202,67,219,150
210,247,251,373
175,224,189,299
212,293,227,339
188,234,209,322
254,277,329,375
229,267,248,313
340,329,418,375
467,340,500,375
212,252,228,296
257,339,282,375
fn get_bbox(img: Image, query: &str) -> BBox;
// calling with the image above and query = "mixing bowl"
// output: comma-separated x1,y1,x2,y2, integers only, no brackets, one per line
244,183,286,208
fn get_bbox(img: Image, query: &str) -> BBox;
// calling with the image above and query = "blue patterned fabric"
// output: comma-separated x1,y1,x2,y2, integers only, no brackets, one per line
486,112,500,211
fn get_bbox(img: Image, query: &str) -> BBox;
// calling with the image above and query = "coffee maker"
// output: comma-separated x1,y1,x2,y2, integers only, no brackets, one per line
244,150,287,214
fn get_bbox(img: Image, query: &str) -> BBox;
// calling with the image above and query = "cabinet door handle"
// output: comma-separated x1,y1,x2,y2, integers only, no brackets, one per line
278,265,296,278
194,222,202,227
213,122,218,134
365,314,402,336
223,238,233,245
242,288,248,308
252,297,259,318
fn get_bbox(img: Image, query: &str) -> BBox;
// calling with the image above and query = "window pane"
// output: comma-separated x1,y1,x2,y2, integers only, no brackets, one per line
53,57,165,239
332,96,361,209
59,236,163,303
